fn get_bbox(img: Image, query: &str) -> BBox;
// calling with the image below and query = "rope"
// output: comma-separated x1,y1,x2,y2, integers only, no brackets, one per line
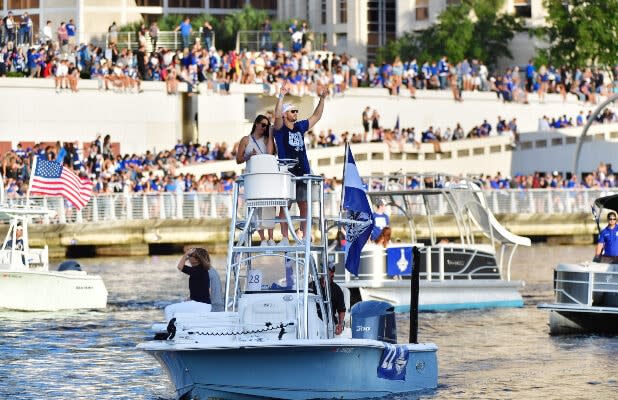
184,321,295,340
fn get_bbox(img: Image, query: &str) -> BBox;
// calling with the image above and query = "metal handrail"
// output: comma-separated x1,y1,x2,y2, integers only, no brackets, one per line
104,31,215,51
235,30,326,53
0,188,616,225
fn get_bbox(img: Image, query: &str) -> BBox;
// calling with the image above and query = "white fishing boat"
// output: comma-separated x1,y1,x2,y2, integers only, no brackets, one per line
0,205,108,311
538,194,618,335
333,175,531,312
138,153,438,399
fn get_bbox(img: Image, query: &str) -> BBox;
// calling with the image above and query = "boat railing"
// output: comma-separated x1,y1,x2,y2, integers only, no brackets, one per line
555,267,618,307
224,160,333,340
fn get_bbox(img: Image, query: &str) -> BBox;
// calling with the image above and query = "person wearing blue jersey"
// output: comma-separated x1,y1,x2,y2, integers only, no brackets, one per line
371,199,390,241
66,18,76,45
175,17,192,50
437,56,449,90
273,81,328,245
595,212,618,263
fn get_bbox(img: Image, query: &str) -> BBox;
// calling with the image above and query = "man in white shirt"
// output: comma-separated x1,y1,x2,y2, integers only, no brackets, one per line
42,20,52,44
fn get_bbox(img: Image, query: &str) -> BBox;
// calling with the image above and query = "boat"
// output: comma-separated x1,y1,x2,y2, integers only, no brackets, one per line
332,174,531,312
538,194,618,335
138,154,438,399
0,175,108,311
0,205,108,311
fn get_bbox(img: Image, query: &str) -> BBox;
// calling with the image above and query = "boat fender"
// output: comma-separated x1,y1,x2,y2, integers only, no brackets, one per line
166,318,177,340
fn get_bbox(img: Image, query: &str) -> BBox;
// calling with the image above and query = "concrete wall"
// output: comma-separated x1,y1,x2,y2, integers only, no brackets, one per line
177,135,516,178
0,211,596,258
512,123,618,175
0,79,182,155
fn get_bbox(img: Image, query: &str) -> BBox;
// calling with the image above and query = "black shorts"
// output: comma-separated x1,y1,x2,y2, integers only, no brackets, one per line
363,122,370,133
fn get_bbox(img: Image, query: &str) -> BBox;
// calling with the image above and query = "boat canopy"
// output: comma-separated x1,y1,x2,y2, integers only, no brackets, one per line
593,194,618,212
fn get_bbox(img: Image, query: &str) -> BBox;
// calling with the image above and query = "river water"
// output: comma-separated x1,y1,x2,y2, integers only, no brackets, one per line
1,245,616,399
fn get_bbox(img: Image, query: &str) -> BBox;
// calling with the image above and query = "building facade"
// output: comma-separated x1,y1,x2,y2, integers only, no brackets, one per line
1,0,277,45
278,0,548,65
2,0,546,66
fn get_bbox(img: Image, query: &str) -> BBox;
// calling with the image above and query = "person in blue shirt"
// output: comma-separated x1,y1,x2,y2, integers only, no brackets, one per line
175,17,192,50
595,212,618,263
66,19,76,45
273,81,328,245
371,199,390,241
525,60,535,92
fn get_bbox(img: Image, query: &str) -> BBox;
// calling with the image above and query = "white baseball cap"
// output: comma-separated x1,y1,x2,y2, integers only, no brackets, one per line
282,103,298,113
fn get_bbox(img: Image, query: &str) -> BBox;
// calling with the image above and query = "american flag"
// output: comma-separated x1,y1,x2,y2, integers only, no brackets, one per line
29,158,93,210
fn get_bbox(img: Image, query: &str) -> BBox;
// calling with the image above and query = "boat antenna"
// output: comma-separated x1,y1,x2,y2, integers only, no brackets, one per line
26,156,38,208
409,246,421,344
0,172,5,204
338,140,349,224
592,204,601,235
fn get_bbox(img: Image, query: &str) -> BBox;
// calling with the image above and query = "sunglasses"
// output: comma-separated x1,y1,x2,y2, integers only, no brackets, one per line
289,110,299,114
610,218,616,221
259,122,269,128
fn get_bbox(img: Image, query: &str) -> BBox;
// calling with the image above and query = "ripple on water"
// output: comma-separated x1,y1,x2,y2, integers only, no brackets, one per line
2,248,618,399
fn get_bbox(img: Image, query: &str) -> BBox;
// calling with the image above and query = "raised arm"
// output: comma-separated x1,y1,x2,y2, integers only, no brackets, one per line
307,87,328,130
266,125,275,155
274,81,289,130
177,248,192,271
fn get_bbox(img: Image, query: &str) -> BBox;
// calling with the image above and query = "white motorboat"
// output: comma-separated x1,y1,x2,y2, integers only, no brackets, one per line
0,205,108,311
333,175,531,312
538,194,618,335
138,154,438,399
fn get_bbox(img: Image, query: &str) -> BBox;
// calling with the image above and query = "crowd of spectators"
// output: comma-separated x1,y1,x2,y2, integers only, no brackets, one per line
2,12,617,104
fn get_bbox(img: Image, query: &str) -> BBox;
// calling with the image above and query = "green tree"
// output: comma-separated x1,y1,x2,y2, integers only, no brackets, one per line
219,5,269,51
378,0,522,69
539,0,618,67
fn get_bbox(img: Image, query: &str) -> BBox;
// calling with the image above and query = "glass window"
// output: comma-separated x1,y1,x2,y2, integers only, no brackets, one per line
169,0,204,7
8,0,40,8
209,0,245,8
250,0,277,9
514,0,531,18
415,0,428,21
321,0,327,24
339,0,347,24
367,0,396,62
135,0,163,5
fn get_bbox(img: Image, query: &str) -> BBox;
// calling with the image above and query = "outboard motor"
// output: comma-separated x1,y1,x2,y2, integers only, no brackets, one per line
57,260,82,272
350,300,397,344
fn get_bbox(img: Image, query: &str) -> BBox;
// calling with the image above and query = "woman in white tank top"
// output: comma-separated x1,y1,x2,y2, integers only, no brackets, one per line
236,114,276,246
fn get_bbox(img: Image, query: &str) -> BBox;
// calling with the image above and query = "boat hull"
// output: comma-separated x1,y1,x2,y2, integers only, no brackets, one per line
546,309,618,335
0,270,108,311
343,279,524,312
334,244,523,312
538,262,618,335
147,342,438,400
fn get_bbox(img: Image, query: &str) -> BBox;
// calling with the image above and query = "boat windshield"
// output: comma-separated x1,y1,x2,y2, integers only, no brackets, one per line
238,253,318,294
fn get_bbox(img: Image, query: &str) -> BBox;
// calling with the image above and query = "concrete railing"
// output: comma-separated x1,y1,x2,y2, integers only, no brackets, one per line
1,188,613,225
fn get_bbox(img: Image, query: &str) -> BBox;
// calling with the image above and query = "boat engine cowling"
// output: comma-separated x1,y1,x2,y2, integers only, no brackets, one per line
350,300,397,344
57,260,82,272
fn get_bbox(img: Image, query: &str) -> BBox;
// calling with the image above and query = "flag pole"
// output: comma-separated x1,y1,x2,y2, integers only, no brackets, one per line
339,140,349,219
26,155,38,207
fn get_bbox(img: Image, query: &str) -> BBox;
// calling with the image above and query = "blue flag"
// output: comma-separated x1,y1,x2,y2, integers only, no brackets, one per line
343,146,374,276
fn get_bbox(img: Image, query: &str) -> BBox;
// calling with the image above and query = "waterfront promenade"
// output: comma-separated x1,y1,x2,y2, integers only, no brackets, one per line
1,188,605,258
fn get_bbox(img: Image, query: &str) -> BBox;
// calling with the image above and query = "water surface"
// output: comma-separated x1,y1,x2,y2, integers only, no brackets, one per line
1,245,616,399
